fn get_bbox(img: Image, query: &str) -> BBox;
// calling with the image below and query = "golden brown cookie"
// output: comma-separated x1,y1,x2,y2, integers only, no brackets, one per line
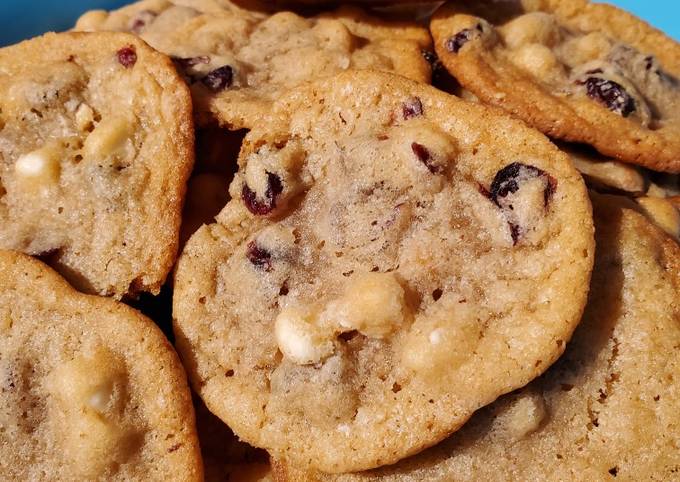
274,193,680,481
75,0,432,129
560,144,645,193
431,0,680,172
173,70,594,473
0,32,194,298
0,250,202,481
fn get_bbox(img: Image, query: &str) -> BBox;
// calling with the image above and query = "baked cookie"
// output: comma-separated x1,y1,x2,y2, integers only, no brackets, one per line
0,250,202,481
0,32,193,298
173,70,594,473
274,193,680,481
560,144,645,194
430,0,680,173
75,0,432,128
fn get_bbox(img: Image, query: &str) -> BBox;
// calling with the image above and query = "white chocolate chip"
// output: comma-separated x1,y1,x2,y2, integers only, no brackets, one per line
326,272,406,339
15,145,61,187
46,348,130,477
275,306,334,365
510,43,563,81
493,391,548,442
88,382,114,413
82,116,135,162
500,12,561,49
428,329,444,345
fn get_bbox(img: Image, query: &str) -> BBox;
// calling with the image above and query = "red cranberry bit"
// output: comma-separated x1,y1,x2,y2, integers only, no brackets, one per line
117,46,137,68
130,10,157,34
402,97,424,120
411,142,440,174
242,171,284,216
489,162,557,245
445,24,483,54
583,77,635,117
246,241,273,271
201,65,234,92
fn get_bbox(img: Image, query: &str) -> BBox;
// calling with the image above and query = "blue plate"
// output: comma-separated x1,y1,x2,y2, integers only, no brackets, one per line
0,1,678,47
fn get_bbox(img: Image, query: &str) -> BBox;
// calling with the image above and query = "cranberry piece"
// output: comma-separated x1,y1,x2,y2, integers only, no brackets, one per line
583,77,635,117
242,172,284,216
445,24,483,54
402,97,423,120
411,142,440,174
201,65,234,92
491,163,556,207
489,163,557,245
246,241,273,271
129,10,157,34
117,46,137,68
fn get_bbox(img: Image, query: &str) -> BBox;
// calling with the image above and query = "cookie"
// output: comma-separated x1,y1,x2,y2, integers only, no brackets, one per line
561,144,645,193
635,196,680,241
0,250,202,481
0,32,194,298
173,70,594,473
430,0,680,173
274,193,680,481
75,1,432,129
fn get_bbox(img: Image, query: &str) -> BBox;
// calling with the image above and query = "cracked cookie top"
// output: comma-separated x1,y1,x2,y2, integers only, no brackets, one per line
0,250,202,481
274,193,680,481
173,70,594,473
431,0,680,173
0,32,194,298
75,0,432,128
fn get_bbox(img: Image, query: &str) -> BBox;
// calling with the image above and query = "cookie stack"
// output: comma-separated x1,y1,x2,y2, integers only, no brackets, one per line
0,0,677,481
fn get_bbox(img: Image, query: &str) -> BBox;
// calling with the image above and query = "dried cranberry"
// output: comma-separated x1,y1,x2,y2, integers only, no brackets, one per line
491,163,556,207
130,10,157,34
117,46,137,68
411,142,439,174
445,24,483,54
201,65,234,92
489,163,557,245
402,97,423,120
246,241,273,271
583,77,635,117
242,172,284,216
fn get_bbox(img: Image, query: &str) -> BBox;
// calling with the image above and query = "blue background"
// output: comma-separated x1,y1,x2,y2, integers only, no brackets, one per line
0,1,678,47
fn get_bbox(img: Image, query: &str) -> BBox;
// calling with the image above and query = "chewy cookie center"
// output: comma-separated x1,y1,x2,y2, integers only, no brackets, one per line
214,110,564,436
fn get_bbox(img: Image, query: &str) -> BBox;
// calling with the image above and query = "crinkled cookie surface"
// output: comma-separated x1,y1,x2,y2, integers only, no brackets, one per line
173,70,594,473
431,0,680,172
75,0,432,128
273,194,680,481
